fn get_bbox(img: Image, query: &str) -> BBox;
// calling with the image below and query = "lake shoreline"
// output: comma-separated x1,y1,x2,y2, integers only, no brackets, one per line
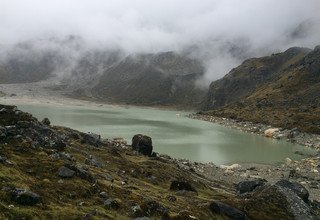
188,113,320,153
0,89,320,200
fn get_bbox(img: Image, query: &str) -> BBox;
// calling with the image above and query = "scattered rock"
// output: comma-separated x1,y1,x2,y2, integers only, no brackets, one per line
41,118,51,126
285,157,292,165
288,128,300,138
65,164,96,183
209,201,247,220
51,152,74,161
103,198,120,209
220,164,241,170
134,217,151,220
85,158,103,168
237,179,267,194
140,200,169,218
11,188,41,205
132,134,153,156
166,195,177,202
0,155,7,163
113,137,127,145
104,174,114,182
131,205,144,217
170,180,196,192
58,166,75,178
99,192,108,199
81,132,102,147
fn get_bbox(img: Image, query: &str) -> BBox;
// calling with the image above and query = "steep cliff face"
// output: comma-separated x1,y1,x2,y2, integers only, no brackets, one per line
93,52,206,108
204,47,312,110
204,46,320,134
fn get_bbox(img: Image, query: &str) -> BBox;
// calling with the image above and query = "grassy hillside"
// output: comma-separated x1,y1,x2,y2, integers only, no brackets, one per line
1,104,318,219
204,46,320,134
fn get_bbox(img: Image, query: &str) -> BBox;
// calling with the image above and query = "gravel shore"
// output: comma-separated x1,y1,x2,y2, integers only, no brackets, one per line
188,113,320,151
186,113,320,201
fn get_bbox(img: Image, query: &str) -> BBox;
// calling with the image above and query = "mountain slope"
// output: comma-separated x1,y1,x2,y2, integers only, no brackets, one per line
203,46,320,134
0,50,59,84
92,52,206,108
204,47,312,110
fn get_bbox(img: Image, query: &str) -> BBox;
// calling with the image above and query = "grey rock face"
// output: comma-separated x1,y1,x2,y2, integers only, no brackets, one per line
275,179,309,202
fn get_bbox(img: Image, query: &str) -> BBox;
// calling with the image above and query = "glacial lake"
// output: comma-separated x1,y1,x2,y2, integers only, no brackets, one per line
18,103,315,165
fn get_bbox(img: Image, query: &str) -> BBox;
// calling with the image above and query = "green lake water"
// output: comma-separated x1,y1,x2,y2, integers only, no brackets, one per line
17,103,314,165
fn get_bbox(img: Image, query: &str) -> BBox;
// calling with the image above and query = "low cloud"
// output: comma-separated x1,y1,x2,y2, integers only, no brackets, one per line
1,0,320,83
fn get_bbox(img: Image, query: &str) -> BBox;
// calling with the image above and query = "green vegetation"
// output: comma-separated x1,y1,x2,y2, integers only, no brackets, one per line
204,46,320,134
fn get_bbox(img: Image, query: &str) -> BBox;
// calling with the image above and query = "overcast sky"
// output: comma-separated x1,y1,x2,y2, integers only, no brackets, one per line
1,0,320,81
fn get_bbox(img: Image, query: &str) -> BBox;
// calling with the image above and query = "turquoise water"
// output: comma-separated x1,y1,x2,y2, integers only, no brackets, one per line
18,103,314,165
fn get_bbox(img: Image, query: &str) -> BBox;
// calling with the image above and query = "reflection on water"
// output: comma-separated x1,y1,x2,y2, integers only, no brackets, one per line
18,104,315,165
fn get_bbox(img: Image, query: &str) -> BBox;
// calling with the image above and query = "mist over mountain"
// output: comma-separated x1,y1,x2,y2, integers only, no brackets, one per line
1,0,320,84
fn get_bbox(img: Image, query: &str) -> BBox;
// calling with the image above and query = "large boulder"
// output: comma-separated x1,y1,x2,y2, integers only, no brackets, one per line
140,200,169,218
209,201,247,220
237,179,267,194
11,188,41,205
41,118,51,126
244,185,315,219
81,132,102,147
170,180,196,192
132,134,153,156
58,166,75,178
275,179,309,202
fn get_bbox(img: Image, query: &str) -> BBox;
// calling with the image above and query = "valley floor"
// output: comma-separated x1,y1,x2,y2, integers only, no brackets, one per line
0,82,320,213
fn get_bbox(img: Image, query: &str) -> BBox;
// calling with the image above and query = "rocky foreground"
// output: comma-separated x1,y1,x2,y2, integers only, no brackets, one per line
0,104,320,219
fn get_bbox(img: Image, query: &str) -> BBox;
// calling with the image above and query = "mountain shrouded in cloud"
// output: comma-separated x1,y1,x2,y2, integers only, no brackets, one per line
1,0,320,82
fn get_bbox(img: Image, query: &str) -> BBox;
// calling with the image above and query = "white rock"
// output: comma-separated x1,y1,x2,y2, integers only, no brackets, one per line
250,175,263,179
264,128,279,137
224,169,234,174
240,173,249,178
285,157,292,165
220,163,241,170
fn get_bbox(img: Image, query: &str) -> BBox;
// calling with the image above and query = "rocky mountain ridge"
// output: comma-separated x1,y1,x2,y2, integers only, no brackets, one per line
203,46,320,134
